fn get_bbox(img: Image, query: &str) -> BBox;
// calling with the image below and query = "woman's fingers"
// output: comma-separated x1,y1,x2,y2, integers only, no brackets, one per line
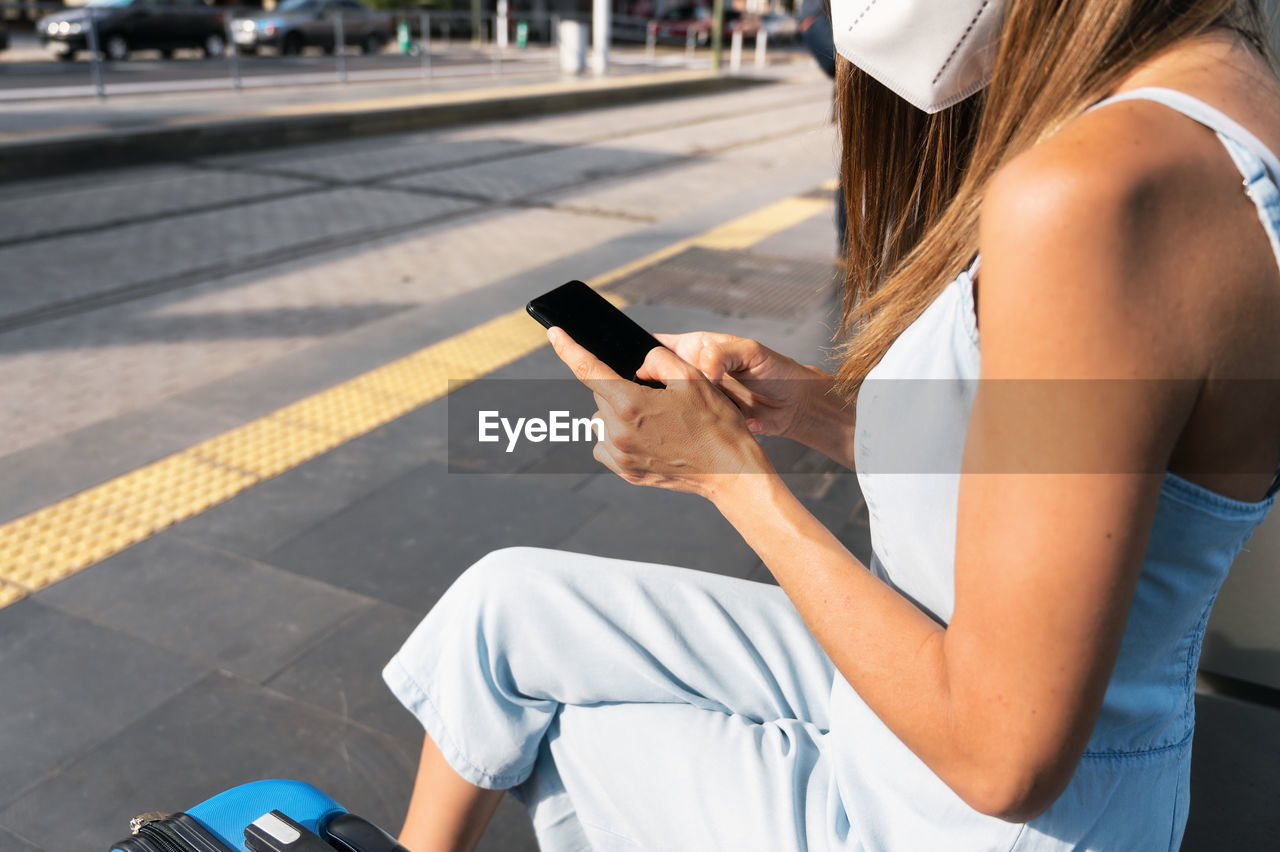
547,327,642,410
652,331,765,383
635,345,702,386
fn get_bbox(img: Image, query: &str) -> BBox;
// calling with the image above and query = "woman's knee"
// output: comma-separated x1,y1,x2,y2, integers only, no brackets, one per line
447,547,563,609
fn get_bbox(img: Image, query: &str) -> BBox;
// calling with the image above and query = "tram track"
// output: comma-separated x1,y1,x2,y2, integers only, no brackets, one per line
0,92,829,334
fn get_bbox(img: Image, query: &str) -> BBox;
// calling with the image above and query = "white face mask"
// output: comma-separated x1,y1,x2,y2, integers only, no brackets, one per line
832,0,1006,114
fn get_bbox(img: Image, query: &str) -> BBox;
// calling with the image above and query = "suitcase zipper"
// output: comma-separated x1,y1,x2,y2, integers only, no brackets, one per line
130,812,173,834
132,824,188,852
125,814,233,852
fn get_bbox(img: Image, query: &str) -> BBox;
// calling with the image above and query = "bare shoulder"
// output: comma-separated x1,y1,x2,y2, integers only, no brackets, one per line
977,96,1272,378
982,95,1239,283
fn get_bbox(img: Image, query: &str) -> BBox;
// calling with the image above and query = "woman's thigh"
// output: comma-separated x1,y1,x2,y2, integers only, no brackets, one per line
414,545,839,725
536,701,848,852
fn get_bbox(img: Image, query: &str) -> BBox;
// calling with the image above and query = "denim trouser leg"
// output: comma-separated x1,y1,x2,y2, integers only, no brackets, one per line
383,546,848,851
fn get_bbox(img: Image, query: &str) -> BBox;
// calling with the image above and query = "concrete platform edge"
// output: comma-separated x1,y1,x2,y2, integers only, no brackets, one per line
0,73,772,184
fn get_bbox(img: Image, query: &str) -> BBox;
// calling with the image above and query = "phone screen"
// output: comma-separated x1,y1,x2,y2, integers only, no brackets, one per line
527,281,663,386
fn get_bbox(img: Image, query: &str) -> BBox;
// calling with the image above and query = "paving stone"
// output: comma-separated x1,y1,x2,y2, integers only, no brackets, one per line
488,78,826,147
446,374,599,475
0,826,42,852
263,462,602,609
229,135,544,185
622,301,838,370
592,100,828,157
0,599,206,809
174,405,448,559
265,602,429,745
0,167,313,245
37,535,371,684
553,474,761,579
0,399,245,525
0,672,417,851
610,246,835,320
541,154,807,223
390,143,681,203
751,199,845,262
1183,692,1280,850
0,187,477,326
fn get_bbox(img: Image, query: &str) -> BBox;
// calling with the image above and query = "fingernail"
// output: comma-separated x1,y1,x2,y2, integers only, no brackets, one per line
546,328,559,344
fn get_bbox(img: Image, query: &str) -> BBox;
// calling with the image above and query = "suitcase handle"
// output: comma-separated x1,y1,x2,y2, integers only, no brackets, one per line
323,813,409,852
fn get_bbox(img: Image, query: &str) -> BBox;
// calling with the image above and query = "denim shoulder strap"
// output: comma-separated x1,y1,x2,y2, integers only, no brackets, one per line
1088,86,1280,271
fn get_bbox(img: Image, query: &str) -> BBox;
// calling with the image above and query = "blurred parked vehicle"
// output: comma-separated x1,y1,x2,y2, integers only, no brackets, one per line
0,19,9,52
655,5,711,46
231,0,392,56
760,11,797,43
655,6,759,46
37,0,228,62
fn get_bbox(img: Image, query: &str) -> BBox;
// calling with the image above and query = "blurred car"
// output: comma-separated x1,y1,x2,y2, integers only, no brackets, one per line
0,20,9,52
655,5,712,45
656,6,759,46
760,11,797,43
38,0,228,61
230,0,392,56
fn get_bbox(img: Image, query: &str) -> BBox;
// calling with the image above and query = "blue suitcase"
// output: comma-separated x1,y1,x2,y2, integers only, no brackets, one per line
110,779,406,852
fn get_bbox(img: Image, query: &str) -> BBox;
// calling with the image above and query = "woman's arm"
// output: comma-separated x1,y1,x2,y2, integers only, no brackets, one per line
721,145,1201,819
549,105,1210,821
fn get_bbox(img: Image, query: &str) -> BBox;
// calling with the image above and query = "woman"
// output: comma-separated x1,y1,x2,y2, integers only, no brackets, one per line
383,1,1280,849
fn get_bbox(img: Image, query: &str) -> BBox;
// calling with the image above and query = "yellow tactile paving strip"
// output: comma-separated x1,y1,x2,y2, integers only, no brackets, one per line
0,190,831,607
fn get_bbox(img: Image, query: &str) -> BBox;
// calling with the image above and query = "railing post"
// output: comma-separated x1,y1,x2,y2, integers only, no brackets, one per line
645,19,655,61
551,14,559,70
420,11,431,77
226,14,242,91
729,27,742,72
84,12,106,99
754,28,767,69
334,11,347,83
492,15,502,74
590,0,608,74
685,26,695,64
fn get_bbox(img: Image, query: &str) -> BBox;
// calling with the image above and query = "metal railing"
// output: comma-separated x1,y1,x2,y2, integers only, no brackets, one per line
0,3,776,101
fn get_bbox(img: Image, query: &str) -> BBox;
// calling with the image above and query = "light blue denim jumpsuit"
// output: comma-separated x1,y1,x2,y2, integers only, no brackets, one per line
384,88,1279,851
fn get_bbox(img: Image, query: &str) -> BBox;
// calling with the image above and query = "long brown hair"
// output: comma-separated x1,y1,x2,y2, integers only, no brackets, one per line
833,0,1275,399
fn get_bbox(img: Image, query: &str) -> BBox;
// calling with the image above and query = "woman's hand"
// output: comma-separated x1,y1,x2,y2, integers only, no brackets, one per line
653,331,827,439
547,327,774,499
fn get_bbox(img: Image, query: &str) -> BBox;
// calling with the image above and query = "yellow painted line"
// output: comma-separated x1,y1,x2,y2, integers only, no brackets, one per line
590,195,832,287
0,190,832,607
696,196,832,250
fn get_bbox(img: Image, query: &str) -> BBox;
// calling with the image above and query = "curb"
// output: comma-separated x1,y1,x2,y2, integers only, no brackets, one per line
0,72,772,183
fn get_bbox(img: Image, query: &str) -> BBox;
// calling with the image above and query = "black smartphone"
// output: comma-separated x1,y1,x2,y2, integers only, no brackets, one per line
527,281,664,386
